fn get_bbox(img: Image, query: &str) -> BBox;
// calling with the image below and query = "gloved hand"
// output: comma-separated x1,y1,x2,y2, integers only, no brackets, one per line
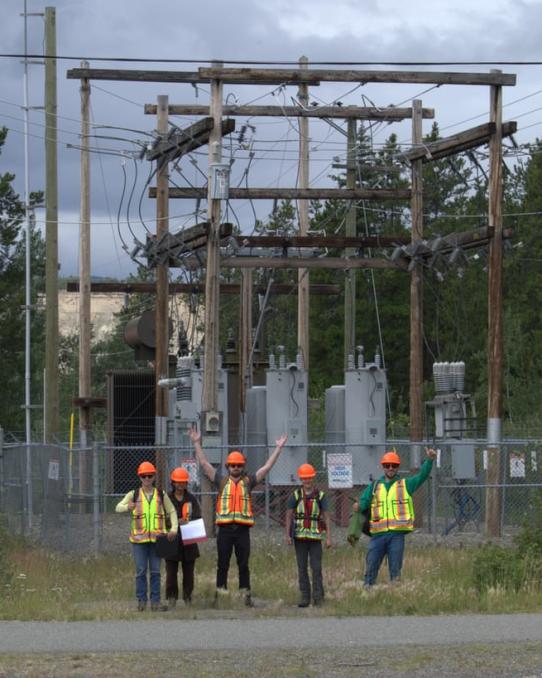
347,533,358,547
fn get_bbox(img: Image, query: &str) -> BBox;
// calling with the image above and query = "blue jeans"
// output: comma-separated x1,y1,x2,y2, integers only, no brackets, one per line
364,532,405,586
132,542,162,603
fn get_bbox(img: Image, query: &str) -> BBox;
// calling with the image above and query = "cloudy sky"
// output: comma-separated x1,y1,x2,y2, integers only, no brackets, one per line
1,0,542,278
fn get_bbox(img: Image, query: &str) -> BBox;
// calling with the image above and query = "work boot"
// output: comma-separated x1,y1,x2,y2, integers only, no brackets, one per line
214,587,229,608
297,599,310,608
137,600,147,612
151,602,168,612
168,597,177,610
240,589,254,607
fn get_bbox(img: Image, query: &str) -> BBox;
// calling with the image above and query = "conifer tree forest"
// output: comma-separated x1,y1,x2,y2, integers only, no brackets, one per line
2,124,542,439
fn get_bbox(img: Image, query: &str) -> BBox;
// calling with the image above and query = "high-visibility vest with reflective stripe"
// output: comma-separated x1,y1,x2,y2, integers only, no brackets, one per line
130,488,166,543
369,479,414,534
180,502,191,522
216,476,255,526
293,488,325,540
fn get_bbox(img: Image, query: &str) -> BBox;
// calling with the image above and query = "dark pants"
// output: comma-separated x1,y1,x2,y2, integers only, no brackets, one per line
294,539,324,603
364,532,406,586
165,558,195,601
216,524,251,590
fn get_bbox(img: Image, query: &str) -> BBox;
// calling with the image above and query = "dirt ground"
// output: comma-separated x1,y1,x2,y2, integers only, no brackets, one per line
1,642,541,677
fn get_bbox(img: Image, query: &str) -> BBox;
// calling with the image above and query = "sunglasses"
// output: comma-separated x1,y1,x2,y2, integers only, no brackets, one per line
383,464,399,469
228,464,245,469
140,474,155,479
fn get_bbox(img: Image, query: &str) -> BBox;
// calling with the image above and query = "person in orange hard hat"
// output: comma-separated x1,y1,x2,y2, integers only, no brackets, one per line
285,463,331,607
189,427,287,606
164,467,201,609
352,447,437,588
115,461,177,611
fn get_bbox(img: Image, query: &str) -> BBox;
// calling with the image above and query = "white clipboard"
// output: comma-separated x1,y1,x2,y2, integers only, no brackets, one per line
180,518,208,545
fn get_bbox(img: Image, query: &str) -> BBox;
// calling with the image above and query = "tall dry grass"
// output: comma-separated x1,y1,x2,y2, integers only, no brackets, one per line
3,528,541,621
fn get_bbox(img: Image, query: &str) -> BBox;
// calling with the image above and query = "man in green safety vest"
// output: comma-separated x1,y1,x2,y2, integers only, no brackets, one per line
351,447,437,587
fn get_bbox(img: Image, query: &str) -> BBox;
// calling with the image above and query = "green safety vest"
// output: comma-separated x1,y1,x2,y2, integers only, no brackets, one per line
130,487,166,543
369,479,414,534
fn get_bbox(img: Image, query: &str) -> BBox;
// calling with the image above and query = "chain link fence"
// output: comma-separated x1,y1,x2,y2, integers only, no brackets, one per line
1,436,541,554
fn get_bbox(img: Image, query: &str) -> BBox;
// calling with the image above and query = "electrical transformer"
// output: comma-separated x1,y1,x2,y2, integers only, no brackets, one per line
325,347,387,484
245,346,308,485
426,361,476,479
167,354,229,466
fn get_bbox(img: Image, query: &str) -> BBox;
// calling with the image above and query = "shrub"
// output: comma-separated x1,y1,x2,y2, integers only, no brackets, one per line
471,543,524,593
515,495,542,559
0,515,14,594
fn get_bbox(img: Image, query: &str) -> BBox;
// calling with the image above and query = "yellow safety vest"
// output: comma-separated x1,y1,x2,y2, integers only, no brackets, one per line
293,488,325,540
369,479,414,534
216,476,255,526
130,488,166,543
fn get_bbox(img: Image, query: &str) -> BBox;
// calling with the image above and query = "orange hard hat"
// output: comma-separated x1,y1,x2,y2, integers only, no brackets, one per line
381,451,401,466
170,467,189,483
137,461,157,476
297,463,316,480
226,451,246,466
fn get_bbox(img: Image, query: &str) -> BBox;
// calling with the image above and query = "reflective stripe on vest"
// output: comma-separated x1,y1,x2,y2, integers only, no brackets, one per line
293,488,324,540
369,479,414,534
216,476,255,526
130,488,166,543
181,502,191,522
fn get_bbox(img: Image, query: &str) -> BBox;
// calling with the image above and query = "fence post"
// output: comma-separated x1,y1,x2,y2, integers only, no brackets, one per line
264,474,270,533
431,454,438,542
92,442,101,556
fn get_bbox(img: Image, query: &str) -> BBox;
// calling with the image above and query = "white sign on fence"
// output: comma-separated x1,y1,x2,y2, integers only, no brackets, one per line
510,451,526,478
48,459,60,481
327,453,353,488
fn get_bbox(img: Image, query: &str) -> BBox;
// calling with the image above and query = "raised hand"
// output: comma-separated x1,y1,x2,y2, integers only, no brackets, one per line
189,426,201,444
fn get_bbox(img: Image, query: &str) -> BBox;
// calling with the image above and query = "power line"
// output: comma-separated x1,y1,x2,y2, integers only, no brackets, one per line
0,53,536,66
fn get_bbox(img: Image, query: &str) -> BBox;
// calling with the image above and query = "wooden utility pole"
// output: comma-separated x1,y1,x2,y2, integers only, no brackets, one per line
79,61,91,451
239,269,253,414
44,6,58,442
155,95,170,451
410,100,424,490
344,119,357,367
202,76,223,414
486,72,504,537
201,70,224,529
297,56,310,369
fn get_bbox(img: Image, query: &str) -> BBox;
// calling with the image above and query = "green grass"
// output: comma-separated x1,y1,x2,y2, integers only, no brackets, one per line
1,534,542,620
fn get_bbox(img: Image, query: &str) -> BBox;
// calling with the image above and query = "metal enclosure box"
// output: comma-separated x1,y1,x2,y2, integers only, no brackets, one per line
325,385,345,447
450,442,476,479
245,386,268,475
265,366,308,485
343,365,387,484
167,366,229,465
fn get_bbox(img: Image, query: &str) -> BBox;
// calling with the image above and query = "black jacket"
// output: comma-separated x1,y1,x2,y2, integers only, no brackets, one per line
166,489,201,561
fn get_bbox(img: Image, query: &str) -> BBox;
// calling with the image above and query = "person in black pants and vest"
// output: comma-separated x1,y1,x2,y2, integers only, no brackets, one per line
189,427,287,607
285,463,332,607
165,467,201,609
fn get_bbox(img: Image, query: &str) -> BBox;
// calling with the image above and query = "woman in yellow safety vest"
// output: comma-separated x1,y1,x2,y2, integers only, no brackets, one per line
115,461,177,611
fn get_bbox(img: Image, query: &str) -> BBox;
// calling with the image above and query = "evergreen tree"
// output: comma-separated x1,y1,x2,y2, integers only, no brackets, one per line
0,128,45,437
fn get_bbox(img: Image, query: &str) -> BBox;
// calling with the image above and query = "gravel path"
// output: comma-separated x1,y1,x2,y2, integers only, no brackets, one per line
1,613,542,653
1,614,542,677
